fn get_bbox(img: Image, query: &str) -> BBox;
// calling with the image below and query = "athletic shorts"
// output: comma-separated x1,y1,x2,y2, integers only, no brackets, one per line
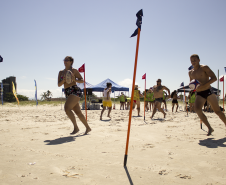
172,99,178,104
197,89,212,100
64,85,82,99
103,100,112,107
155,98,163,104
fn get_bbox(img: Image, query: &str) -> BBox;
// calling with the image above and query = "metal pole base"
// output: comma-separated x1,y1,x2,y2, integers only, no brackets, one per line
124,154,128,166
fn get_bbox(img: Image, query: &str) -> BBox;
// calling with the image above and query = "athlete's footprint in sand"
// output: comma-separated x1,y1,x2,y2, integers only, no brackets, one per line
175,174,192,179
159,170,168,175
62,166,83,178
143,143,155,149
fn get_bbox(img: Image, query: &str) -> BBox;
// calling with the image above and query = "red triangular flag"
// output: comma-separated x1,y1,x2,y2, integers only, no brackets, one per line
78,64,85,73
220,76,224,82
142,73,146,79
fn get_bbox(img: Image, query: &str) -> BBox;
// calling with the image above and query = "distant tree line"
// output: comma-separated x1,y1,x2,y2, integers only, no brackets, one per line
3,92,29,102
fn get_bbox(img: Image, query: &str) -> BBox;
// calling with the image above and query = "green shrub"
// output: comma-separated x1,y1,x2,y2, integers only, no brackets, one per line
4,92,29,102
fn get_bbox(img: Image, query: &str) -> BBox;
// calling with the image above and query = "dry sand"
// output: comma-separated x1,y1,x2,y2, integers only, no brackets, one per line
0,103,226,185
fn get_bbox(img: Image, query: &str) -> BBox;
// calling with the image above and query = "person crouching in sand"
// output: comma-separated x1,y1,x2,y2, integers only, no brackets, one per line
58,56,91,135
100,83,112,120
151,79,170,119
189,54,226,136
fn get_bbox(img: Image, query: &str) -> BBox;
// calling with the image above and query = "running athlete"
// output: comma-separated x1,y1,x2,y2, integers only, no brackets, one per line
189,54,226,136
151,79,170,119
58,56,91,135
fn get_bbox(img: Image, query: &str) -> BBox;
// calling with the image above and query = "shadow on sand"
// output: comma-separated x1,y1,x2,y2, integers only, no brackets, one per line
124,166,134,185
44,135,81,145
199,137,226,148
132,115,142,118
101,119,111,122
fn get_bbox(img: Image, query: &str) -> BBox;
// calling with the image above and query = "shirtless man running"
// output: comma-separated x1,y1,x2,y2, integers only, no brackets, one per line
151,79,170,119
189,54,226,136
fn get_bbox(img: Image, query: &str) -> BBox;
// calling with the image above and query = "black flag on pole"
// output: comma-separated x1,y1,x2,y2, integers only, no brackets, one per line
130,9,143,37
0,55,3,62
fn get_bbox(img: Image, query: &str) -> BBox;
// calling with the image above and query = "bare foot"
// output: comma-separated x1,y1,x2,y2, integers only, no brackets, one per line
100,116,102,120
207,128,214,136
84,127,91,135
70,128,79,135
164,113,166,118
107,115,111,119
150,116,153,119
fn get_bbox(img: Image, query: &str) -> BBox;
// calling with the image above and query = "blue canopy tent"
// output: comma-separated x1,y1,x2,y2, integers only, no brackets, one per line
77,81,93,92
91,78,129,92
90,78,129,108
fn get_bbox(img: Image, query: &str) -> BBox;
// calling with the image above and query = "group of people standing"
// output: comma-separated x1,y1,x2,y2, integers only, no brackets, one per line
58,54,226,137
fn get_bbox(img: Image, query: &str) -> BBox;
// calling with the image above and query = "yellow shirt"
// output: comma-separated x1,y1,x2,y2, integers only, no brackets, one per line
134,90,140,101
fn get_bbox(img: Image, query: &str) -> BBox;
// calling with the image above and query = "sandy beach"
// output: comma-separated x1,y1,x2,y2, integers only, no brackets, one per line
0,103,226,185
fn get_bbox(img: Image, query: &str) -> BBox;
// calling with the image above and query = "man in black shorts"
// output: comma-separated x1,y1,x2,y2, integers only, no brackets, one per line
189,54,226,136
171,90,180,112
151,79,170,119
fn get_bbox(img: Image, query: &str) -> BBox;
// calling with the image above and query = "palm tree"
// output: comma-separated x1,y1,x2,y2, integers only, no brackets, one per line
46,90,53,101
40,92,47,101
46,90,52,98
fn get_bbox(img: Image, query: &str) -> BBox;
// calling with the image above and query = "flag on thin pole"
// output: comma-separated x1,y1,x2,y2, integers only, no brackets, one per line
34,80,38,106
224,67,226,73
78,64,87,120
220,75,224,113
180,82,184,87
12,82,19,105
0,55,3,62
1,83,3,105
124,9,143,167
142,73,146,120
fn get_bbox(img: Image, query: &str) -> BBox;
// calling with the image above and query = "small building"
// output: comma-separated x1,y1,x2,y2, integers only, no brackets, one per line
0,76,17,98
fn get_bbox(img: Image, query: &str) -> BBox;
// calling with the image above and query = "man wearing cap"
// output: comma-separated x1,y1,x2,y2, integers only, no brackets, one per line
151,79,170,119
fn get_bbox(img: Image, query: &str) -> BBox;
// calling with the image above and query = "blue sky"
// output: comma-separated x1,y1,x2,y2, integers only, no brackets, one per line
0,0,226,99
